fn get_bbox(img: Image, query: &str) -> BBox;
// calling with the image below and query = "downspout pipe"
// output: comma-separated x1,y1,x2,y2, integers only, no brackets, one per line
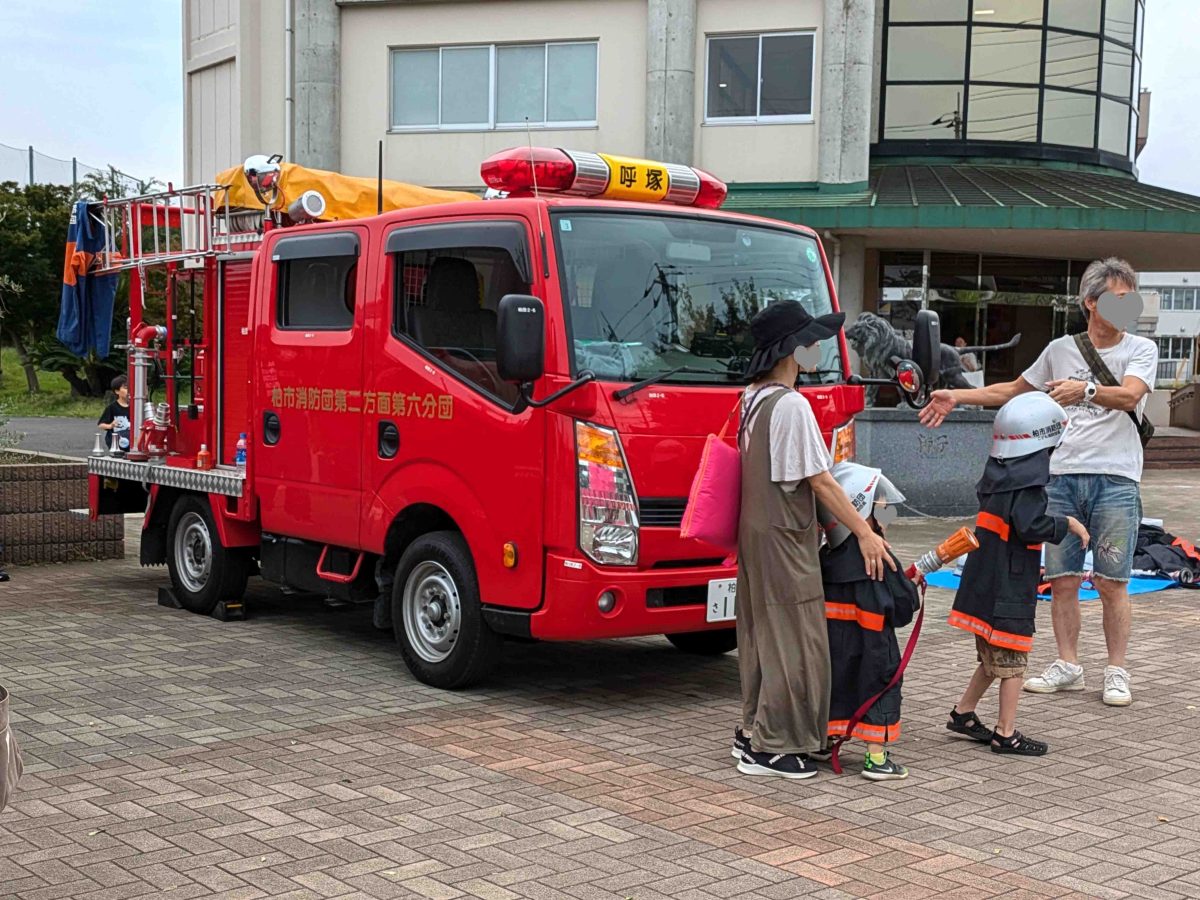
824,231,842,297
285,0,295,160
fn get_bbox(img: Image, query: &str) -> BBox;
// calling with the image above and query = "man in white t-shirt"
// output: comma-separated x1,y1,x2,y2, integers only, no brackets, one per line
920,258,1157,708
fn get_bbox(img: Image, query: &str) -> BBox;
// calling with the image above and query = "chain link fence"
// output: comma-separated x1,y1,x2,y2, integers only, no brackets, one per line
0,142,143,196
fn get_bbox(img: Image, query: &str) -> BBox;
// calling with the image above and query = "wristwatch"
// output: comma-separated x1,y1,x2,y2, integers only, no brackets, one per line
1083,381,1098,401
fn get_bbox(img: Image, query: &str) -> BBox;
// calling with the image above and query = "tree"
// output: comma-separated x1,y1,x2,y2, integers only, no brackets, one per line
0,181,72,393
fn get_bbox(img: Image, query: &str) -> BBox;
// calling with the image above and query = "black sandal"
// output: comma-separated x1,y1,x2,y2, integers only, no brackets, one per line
946,708,993,744
990,730,1048,756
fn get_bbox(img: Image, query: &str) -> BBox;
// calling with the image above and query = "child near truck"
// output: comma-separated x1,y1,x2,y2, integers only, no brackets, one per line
945,393,1089,756
817,462,921,781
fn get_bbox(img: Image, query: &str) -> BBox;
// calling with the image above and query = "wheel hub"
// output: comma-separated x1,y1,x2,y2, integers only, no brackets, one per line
174,512,213,594
403,562,462,664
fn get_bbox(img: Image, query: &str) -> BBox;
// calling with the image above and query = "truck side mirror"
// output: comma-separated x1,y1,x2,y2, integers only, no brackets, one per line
497,294,546,385
911,309,941,391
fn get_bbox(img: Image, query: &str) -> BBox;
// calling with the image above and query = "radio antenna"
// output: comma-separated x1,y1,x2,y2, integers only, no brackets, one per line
526,118,539,200
376,140,384,215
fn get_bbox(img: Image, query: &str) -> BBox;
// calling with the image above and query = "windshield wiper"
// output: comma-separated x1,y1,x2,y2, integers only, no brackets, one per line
613,366,743,402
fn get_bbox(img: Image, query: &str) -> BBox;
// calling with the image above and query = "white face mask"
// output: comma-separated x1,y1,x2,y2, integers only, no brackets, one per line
793,343,822,370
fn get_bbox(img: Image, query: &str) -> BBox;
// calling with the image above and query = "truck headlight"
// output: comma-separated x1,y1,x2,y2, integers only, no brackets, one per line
576,421,639,566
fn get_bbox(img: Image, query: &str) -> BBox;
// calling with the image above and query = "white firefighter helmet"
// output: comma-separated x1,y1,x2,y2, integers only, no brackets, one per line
816,462,907,549
991,392,1069,460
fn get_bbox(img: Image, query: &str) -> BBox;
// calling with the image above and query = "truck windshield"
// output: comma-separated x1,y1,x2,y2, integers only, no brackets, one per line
552,211,843,386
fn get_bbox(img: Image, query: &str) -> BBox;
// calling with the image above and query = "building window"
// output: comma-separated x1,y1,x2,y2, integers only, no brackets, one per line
705,32,815,122
390,41,598,131
1158,337,1192,360
878,0,1144,165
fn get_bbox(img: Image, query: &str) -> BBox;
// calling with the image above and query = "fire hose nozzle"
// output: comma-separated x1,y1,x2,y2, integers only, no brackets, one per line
905,526,981,580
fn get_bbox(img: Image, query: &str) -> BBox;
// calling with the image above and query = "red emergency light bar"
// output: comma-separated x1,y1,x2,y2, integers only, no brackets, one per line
481,147,727,209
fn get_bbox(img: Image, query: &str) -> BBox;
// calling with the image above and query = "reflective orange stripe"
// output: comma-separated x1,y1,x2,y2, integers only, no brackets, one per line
947,610,1034,652
828,719,902,742
975,511,1010,541
1027,543,1042,551
825,602,885,632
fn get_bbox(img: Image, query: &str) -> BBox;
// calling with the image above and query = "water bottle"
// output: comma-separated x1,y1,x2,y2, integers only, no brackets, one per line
235,433,248,468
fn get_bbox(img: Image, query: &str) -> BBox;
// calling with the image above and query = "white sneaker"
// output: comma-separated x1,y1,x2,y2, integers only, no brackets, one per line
1103,666,1132,706
1023,659,1085,694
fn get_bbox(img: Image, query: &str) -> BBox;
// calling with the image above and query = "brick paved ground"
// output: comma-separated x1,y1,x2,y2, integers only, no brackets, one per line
2,470,1200,899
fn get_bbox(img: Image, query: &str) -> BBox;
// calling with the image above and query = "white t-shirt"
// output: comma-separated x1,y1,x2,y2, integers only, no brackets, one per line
741,385,833,492
1021,333,1158,482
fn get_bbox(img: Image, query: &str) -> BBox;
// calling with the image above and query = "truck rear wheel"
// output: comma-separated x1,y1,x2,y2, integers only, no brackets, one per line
392,531,501,689
166,495,250,615
666,629,737,655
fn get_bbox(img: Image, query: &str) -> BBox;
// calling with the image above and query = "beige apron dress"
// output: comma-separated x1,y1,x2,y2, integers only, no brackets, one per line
735,389,831,755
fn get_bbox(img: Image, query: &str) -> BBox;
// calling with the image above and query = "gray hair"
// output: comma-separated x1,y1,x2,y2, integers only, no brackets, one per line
1078,257,1138,318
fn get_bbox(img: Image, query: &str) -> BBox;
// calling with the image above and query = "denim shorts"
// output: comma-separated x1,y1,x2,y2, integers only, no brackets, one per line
1043,474,1142,582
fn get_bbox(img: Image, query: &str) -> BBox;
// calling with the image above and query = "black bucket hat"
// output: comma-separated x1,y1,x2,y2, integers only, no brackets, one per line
745,301,845,379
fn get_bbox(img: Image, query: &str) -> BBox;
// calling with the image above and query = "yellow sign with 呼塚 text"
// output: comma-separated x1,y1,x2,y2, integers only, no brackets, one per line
597,153,670,203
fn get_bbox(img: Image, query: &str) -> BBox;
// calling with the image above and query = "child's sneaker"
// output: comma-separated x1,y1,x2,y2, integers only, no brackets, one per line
732,727,751,759
1023,659,1084,693
945,708,994,743
1102,666,1132,706
736,750,818,779
862,752,908,781
990,730,1048,756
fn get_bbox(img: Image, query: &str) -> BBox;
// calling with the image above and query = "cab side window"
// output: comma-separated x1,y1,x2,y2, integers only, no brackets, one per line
273,233,360,331
393,245,527,405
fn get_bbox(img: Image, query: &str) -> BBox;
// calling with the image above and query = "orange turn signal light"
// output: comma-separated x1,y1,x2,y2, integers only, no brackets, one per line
503,542,518,569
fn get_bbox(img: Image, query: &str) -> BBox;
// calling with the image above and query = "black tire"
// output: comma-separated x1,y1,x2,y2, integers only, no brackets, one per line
165,495,251,615
392,531,501,689
666,629,738,655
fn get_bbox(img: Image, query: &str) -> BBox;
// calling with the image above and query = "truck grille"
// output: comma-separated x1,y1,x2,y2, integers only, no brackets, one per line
640,497,687,528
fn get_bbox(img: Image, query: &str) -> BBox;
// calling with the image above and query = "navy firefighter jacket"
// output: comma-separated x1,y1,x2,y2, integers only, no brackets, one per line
950,448,1069,653
821,534,920,744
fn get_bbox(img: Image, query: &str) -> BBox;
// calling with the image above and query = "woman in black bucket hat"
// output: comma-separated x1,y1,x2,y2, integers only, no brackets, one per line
732,300,895,781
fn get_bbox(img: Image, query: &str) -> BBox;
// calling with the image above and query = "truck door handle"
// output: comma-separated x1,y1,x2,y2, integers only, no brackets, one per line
263,411,281,445
378,420,400,458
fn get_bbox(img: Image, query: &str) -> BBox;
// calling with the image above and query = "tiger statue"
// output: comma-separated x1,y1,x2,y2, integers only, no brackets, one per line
845,312,1020,406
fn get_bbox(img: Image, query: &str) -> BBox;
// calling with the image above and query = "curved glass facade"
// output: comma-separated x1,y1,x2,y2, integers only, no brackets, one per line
878,0,1144,170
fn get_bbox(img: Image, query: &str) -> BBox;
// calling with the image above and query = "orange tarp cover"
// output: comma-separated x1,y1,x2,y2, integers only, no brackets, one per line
213,162,477,220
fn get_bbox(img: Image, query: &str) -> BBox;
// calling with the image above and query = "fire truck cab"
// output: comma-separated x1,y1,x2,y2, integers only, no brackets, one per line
87,148,931,688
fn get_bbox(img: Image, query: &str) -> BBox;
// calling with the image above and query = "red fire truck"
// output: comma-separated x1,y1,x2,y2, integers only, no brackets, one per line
87,147,931,688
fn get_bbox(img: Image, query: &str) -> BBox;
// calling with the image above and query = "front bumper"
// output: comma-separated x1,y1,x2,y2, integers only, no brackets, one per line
529,552,736,640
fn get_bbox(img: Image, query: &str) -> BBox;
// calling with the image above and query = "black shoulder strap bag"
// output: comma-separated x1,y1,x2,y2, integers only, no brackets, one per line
1073,333,1155,448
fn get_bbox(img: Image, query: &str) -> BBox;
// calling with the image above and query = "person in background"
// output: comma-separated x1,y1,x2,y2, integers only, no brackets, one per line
98,375,131,452
955,336,980,373
922,258,1157,707
732,301,894,781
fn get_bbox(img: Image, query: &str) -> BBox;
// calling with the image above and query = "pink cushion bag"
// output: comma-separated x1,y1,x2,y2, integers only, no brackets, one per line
680,400,743,554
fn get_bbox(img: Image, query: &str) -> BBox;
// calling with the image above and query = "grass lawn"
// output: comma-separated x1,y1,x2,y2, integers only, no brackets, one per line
0,347,104,418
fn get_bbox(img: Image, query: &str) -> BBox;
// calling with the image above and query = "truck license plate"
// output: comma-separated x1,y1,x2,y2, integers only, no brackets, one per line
706,578,736,623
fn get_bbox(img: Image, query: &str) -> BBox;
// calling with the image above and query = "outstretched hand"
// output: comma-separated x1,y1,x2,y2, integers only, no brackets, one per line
918,390,958,428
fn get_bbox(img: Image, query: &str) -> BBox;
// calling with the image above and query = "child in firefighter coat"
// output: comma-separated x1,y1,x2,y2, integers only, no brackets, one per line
946,392,1088,756
817,463,921,781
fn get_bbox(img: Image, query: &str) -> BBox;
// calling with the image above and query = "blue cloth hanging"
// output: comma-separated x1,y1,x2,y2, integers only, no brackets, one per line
56,201,118,358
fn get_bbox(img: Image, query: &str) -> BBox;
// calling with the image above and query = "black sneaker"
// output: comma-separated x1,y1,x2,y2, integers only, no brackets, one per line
946,708,994,744
732,727,751,760
810,746,833,763
736,750,818,780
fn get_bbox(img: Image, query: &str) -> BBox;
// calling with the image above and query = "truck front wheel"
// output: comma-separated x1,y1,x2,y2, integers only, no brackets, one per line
392,531,501,689
166,495,251,615
666,629,738,655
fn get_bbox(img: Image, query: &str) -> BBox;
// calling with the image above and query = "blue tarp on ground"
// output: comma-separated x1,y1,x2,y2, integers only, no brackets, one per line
56,201,118,359
924,570,1178,600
